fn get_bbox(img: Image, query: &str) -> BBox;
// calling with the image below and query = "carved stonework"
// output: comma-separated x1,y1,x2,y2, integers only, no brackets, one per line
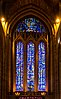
6,0,54,20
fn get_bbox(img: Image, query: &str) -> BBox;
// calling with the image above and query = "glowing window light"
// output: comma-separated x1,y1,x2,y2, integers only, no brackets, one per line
16,42,24,91
27,42,35,91
16,18,46,33
38,42,46,91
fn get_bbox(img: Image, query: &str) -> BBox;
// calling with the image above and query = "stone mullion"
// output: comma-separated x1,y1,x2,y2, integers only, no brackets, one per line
49,36,53,93
0,47,2,99
8,36,12,93
0,22,3,99
55,38,59,99
54,38,57,99
51,35,56,99
54,36,59,99
0,21,7,99
59,3,61,99
2,34,10,99
0,57,1,98
0,55,2,98
6,35,10,99
46,35,55,99
59,23,61,99
59,43,61,99
2,35,6,99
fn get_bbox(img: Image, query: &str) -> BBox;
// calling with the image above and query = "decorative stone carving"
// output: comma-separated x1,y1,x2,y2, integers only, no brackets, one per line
6,0,54,20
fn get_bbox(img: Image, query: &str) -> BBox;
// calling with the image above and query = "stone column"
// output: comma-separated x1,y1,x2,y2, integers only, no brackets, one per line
59,43,61,99
58,23,61,99
0,22,3,99
2,33,10,99
52,25,60,99
59,2,61,99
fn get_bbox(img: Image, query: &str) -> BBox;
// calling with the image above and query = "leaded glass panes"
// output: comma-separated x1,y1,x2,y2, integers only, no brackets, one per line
15,17,48,92
16,42,24,91
16,18,45,33
27,42,35,91
38,42,46,91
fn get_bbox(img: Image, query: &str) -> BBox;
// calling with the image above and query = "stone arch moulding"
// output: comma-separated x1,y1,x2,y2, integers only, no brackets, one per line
7,5,55,36
8,5,55,95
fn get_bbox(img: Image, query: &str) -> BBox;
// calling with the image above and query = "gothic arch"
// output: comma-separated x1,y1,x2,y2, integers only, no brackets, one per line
8,5,54,36
8,5,54,98
0,22,5,99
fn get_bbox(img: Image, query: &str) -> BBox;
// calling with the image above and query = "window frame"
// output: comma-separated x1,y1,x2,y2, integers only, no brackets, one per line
12,17,49,93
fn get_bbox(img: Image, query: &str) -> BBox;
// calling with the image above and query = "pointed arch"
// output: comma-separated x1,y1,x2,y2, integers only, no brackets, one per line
27,41,35,91
8,12,54,94
16,41,24,91
38,42,46,91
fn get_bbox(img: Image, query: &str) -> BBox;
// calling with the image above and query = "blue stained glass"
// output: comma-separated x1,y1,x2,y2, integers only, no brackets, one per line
27,42,35,91
16,18,45,33
38,42,46,91
16,42,24,91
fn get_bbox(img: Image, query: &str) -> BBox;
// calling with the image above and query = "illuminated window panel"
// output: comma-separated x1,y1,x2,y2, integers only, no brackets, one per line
16,18,45,33
27,42,35,91
38,42,46,91
16,42,24,91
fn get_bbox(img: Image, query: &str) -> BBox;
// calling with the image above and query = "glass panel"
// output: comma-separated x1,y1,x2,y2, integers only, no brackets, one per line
38,42,46,91
27,42,35,91
16,18,45,33
16,42,24,91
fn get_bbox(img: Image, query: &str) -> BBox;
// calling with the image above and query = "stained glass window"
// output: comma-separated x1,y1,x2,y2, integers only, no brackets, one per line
16,42,24,91
27,42,35,91
16,18,45,33
15,17,48,93
38,42,46,91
